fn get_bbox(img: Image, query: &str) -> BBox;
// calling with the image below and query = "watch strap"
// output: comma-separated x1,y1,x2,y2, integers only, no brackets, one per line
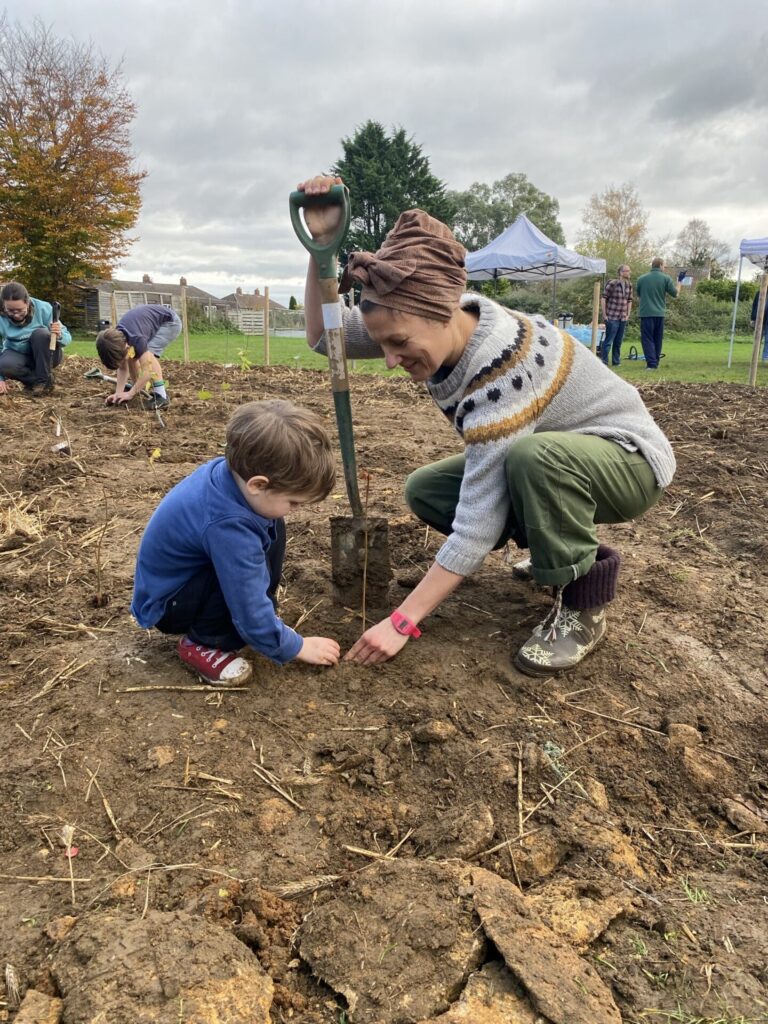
389,610,421,638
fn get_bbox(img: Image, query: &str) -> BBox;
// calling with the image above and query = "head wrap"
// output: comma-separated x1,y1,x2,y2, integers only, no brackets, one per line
344,209,466,322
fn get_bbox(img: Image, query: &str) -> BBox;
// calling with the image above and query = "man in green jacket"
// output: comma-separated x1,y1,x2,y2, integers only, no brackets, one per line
635,258,682,369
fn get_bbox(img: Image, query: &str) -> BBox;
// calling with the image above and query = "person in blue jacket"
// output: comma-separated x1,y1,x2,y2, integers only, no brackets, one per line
0,282,71,395
131,399,341,685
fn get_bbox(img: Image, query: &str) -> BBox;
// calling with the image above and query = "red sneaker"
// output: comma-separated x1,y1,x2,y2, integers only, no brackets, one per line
176,637,252,686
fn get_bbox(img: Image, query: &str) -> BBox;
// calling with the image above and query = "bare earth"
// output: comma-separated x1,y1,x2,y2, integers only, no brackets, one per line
1,356,767,1023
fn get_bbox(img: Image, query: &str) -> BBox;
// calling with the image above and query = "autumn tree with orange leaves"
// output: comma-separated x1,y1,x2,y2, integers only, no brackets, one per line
0,16,145,300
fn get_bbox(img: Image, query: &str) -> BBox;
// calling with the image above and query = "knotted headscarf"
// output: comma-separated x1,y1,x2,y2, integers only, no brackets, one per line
344,209,467,322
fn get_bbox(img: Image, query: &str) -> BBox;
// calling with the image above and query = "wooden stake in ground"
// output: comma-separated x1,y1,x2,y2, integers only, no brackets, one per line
180,280,190,364
263,285,270,366
749,268,767,387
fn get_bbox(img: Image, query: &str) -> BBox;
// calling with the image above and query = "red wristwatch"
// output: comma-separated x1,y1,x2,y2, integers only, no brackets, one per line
390,610,421,638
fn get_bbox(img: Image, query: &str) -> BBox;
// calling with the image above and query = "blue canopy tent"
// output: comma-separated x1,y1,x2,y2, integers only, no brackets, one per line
465,214,606,330
727,236,768,376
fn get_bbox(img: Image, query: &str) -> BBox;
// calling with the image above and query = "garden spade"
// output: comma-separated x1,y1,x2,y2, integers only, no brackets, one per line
289,184,390,614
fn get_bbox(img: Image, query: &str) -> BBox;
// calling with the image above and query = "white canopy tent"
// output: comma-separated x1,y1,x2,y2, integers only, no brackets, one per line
465,215,606,347
465,213,606,283
727,236,768,370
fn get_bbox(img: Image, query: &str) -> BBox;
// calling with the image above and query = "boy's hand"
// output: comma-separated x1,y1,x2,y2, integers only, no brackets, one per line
105,391,133,405
295,636,340,666
345,617,410,665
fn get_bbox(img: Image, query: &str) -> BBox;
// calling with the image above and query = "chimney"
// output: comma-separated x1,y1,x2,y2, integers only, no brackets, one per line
179,276,187,287
254,288,260,296
236,287,243,296
142,273,152,284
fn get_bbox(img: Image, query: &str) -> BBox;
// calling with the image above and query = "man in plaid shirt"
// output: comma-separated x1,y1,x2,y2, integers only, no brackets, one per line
600,265,633,367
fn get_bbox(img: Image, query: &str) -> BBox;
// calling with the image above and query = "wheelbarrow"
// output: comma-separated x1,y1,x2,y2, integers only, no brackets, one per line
289,184,391,617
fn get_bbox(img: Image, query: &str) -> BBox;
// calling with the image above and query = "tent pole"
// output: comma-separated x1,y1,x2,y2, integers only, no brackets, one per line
748,265,768,386
727,255,743,369
590,280,601,355
551,263,558,322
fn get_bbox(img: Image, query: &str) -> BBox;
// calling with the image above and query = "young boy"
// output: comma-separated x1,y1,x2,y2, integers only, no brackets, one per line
131,400,340,684
96,303,182,411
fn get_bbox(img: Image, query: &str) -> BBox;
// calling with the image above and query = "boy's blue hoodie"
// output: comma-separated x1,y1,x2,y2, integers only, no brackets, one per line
131,457,303,664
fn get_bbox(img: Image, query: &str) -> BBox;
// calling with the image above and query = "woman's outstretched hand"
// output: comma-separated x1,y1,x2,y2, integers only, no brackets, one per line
344,617,410,665
297,175,344,243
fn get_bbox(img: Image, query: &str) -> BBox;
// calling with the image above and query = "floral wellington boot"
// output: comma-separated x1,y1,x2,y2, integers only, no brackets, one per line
514,545,620,676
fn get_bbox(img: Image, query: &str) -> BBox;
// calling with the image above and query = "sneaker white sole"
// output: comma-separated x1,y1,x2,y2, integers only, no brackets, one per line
196,660,252,687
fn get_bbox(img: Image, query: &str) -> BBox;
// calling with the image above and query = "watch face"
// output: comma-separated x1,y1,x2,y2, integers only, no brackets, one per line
391,612,409,635
390,611,419,637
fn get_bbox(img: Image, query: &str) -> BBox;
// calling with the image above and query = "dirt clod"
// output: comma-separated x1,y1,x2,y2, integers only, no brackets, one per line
13,990,62,1024
52,909,273,1023
471,867,622,1024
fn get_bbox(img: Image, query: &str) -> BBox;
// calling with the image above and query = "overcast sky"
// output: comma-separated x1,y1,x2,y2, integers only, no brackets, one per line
6,0,768,303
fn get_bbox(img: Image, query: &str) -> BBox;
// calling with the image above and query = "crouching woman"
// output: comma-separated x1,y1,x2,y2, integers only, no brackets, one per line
0,282,71,395
299,175,676,675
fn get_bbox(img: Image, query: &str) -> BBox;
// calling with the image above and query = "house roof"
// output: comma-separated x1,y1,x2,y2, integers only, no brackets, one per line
219,290,287,311
78,278,225,304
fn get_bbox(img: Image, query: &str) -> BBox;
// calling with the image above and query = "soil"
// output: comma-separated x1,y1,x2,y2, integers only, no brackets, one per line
0,357,767,1024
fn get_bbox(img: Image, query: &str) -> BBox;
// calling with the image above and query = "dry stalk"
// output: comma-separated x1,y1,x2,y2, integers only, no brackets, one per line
83,765,122,839
517,745,524,841
564,702,666,736
19,656,94,705
252,763,304,811
360,470,372,631
117,684,248,693
93,488,110,607
292,599,323,632
271,874,341,900
0,873,91,884
86,861,244,909
60,824,77,906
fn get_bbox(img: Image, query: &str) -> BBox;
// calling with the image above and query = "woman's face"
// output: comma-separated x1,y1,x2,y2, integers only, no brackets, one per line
361,306,463,382
3,299,30,322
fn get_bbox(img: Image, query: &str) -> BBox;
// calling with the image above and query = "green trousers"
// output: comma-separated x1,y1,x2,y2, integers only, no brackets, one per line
404,432,662,587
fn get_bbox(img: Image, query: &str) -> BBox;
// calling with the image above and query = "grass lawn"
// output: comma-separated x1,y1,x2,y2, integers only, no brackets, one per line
612,331,767,385
65,332,385,376
64,330,768,386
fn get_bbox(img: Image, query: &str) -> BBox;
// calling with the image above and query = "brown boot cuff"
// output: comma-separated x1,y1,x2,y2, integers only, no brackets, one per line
563,544,621,609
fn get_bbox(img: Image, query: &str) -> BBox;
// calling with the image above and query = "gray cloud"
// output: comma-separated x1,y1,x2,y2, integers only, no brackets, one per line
5,0,768,300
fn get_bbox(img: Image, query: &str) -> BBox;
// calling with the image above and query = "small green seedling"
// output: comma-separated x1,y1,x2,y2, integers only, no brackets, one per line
681,876,710,904
630,935,649,957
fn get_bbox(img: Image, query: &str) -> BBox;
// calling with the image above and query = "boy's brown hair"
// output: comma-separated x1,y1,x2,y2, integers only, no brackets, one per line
226,400,335,501
96,327,128,370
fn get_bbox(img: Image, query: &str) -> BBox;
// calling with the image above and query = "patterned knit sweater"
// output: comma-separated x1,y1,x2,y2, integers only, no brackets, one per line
318,294,676,577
